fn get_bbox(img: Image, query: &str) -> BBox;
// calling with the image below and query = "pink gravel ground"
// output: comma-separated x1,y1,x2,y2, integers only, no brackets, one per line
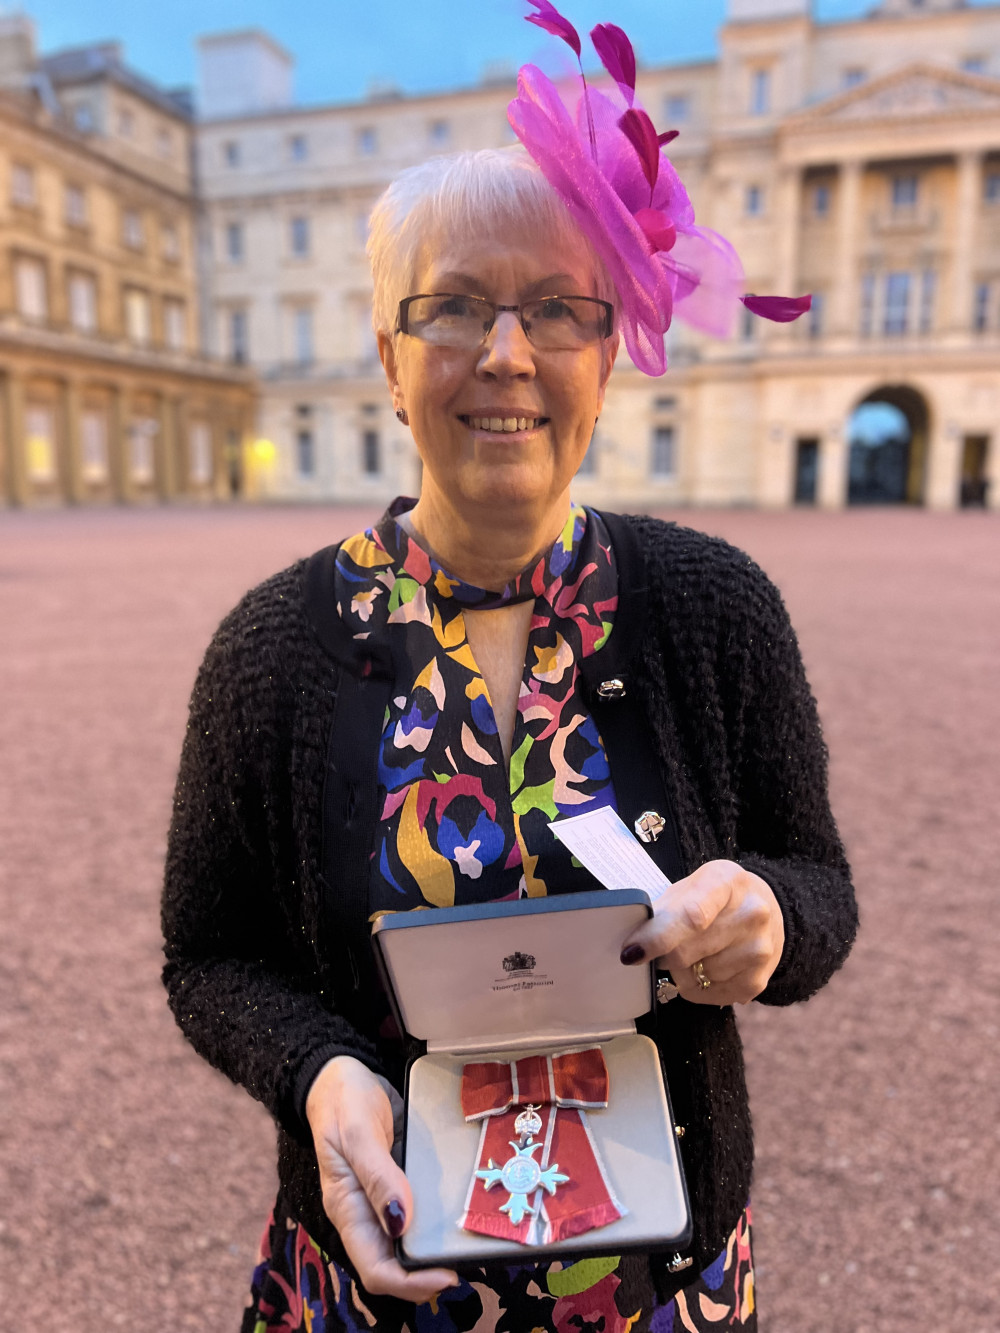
1,504,997,1332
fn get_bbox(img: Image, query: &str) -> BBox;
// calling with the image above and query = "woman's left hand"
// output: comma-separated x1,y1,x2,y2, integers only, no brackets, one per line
620,859,785,1005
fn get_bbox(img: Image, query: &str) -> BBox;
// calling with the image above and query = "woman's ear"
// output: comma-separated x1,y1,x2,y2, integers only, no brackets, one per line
377,330,406,418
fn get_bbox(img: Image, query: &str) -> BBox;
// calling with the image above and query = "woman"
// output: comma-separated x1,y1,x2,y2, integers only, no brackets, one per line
162,15,856,1331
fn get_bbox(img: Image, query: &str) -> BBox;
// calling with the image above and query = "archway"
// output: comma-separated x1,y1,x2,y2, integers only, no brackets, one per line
847,385,929,505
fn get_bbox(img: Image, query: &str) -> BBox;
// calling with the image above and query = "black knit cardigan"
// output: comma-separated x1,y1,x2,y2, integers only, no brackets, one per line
161,511,857,1301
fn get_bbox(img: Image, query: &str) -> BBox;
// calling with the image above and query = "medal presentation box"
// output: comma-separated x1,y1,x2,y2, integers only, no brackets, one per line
371,890,692,1269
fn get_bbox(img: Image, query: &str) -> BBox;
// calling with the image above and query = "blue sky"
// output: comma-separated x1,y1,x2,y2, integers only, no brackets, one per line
20,0,997,107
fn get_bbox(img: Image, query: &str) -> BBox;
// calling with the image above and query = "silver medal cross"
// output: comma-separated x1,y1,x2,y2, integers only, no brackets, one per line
476,1105,569,1227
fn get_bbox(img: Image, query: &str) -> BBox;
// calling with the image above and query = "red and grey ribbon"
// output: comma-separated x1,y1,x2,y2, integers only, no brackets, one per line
458,1046,626,1245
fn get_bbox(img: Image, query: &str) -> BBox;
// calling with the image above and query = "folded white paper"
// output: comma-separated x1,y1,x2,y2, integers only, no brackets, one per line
548,807,672,903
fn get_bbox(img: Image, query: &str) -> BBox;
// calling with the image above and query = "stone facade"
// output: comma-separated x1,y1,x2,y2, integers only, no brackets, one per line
0,17,254,508
195,0,1000,510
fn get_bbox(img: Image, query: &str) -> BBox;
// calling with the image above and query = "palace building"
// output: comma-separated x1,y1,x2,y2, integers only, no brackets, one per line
193,0,1000,510
0,16,254,508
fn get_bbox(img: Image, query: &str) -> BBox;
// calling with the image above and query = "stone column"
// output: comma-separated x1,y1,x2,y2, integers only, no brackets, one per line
157,394,181,501
3,370,29,507
818,428,848,510
60,378,84,505
925,422,962,511
949,150,982,334
830,161,864,338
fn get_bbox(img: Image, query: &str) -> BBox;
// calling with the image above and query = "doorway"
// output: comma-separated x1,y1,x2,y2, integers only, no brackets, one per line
847,385,929,505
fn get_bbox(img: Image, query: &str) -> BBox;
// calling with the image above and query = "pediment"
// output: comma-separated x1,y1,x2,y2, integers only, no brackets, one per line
792,64,1000,126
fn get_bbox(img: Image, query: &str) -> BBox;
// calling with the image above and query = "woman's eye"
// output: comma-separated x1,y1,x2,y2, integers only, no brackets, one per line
434,296,475,318
539,300,573,320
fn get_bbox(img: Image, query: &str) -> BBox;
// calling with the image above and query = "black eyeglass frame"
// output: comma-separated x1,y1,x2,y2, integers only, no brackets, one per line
396,293,615,345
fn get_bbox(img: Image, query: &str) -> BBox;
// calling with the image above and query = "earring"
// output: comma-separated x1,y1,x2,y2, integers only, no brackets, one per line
395,408,409,425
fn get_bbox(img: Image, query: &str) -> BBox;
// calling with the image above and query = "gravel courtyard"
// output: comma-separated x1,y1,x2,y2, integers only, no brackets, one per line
1,503,996,1333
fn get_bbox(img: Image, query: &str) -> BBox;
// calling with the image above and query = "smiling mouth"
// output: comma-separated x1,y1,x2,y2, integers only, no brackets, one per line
459,415,547,433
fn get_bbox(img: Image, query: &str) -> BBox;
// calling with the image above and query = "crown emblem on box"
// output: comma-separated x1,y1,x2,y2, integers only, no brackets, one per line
502,951,536,974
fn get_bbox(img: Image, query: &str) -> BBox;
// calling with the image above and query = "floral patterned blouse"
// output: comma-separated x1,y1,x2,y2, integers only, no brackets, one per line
333,496,619,911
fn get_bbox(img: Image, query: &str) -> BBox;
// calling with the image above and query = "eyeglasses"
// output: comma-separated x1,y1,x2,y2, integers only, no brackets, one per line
397,293,614,351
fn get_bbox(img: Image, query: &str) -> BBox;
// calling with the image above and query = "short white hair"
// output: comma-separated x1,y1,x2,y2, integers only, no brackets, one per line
367,147,616,338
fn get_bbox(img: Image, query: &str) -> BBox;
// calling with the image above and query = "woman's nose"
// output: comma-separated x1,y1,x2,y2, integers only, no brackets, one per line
477,311,535,376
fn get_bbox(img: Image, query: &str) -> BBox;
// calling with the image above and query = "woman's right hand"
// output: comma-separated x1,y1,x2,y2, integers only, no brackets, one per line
305,1055,460,1303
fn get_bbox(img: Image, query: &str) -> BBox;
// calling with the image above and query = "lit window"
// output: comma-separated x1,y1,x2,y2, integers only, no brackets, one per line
290,215,310,257
297,429,315,476
919,270,935,335
651,425,676,477
362,429,381,475
122,209,144,249
81,410,109,483
65,184,87,227
230,308,248,363
429,119,450,146
226,221,243,262
128,418,157,483
164,299,186,351
224,140,240,167
745,184,764,217
11,163,35,207
189,422,213,484
812,183,831,218
842,68,867,89
289,133,308,162
984,172,1000,203
124,287,152,345
664,94,690,124
357,126,377,155
68,271,97,333
892,175,918,210
883,272,911,336
15,256,47,321
750,69,770,116
973,281,991,332
294,307,314,365
25,405,56,482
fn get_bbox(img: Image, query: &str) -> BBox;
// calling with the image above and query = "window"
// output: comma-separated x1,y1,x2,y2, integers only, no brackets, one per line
919,270,936,335
860,272,876,337
11,163,35,207
157,128,173,158
808,292,824,339
576,439,597,475
812,183,831,218
189,422,213,484
362,429,380,475
664,94,690,124
962,56,987,75
750,69,770,116
357,126,378,155
65,184,87,228
842,68,867,89
68,271,97,333
122,209,144,249
80,410,109,483
73,104,94,133
129,418,157,483
883,272,911,336
745,185,764,217
290,216,310,257
15,257,47,321
225,221,243,262
651,425,676,478
289,133,308,162
740,304,756,341
429,119,450,146
162,221,180,262
164,299,186,351
294,307,314,365
984,172,1000,203
25,405,56,482
973,281,991,332
117,107,135,138
892,175,918,210
296,429,315,476
124,287,152,345
223,140,240,166
229,308,248,363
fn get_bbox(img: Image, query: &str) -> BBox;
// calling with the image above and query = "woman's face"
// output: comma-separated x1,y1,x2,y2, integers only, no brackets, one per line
379,220,618,523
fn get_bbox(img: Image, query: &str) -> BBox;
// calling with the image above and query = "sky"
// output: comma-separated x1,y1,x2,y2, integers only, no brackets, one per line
14,0,995,110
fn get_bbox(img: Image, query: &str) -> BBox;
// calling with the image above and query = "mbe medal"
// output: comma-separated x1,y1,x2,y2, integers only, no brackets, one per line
475,1140,570,1226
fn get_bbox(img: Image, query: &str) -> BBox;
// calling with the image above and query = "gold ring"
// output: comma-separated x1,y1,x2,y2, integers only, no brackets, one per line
692,960,712,990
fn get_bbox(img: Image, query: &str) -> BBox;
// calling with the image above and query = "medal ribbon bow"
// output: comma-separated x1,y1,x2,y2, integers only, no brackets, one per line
458,1046,626,1246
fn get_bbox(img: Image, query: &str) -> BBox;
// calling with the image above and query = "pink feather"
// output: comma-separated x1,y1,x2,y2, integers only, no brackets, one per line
619,108,661,192
634,208,677,254
741,293,813,322
525,0,581,59
657,129,679,146
590,23,636,105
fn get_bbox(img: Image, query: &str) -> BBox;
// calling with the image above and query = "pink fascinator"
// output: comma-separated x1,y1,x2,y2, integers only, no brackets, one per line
509,1,811,375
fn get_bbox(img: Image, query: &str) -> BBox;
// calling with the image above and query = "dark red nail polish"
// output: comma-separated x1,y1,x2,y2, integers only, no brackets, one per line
620,943,645,966
384,1199,405,1238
